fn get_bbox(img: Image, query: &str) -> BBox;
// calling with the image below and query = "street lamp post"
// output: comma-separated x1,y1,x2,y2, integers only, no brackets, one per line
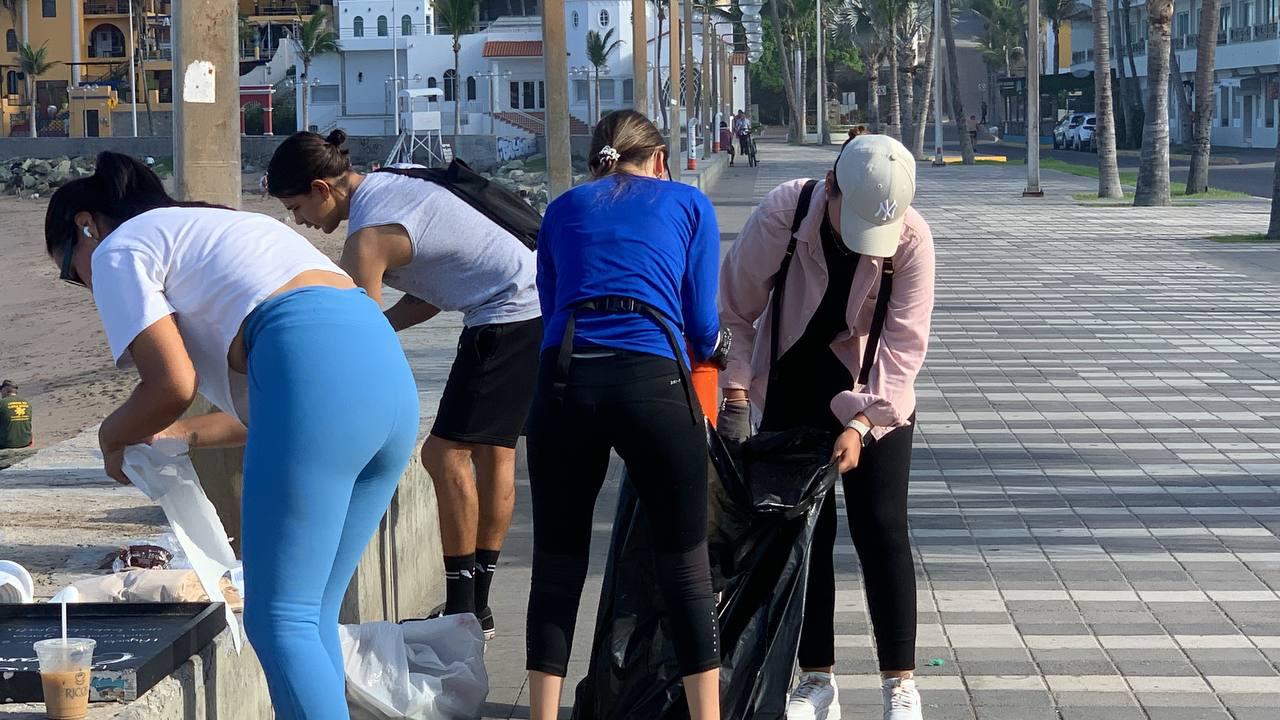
932,0,944,164
1024,0,1043,196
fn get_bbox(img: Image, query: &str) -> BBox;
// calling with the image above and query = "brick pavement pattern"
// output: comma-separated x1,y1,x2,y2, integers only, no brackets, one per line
475,140,1280,720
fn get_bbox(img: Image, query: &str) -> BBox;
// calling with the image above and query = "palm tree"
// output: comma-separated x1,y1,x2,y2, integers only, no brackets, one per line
432,0,477,137
1091,0,1123,198
939,0,972,162
909,25,935,159
293,7,339,133
1133,0,1173,206
1042,0,1074,75
132,0,157,134
1185,0,1219,194
586,28,622,127
650,0,665,127
17,42,56,138
767,0,805,141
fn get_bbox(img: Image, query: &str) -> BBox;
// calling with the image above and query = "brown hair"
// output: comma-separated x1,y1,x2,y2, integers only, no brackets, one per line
847,125,868,140
588,110,667,179
266,129,353,197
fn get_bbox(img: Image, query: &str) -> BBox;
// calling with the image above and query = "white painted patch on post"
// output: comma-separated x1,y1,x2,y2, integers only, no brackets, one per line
183,61,216,104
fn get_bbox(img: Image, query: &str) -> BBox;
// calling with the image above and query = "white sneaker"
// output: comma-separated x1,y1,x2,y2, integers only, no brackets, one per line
786,671,841,720
882,677,923,720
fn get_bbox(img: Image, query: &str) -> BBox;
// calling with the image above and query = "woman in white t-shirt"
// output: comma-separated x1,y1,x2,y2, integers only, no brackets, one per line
45,152,420,720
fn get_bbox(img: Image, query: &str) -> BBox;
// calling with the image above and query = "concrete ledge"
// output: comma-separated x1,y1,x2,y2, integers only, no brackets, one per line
678,150,729,193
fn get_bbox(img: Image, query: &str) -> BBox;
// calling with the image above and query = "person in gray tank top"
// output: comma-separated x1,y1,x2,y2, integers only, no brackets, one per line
268,130,542,641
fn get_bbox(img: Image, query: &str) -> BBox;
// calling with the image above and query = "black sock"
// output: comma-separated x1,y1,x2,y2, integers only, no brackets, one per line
474,548,501,613
444,553,476,615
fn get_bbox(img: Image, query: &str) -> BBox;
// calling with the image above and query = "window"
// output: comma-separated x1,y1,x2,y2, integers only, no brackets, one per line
427,76,437,89
1219,6,1230,31
1219,87,1230,126
353,16,364,37
510,81,519,108
599,9,610,26
5,71,17,96
401,14,412,36
377,15,388,36
466,75,477,101
522,80,534,109
1240,0,1254,26
572,10,579,28
599,79,615,101
312,84,340,103
538,81,545,109
1265,90,1275,128
622,78,633,104
42,0,55,17
1176,12,1189,37
5,29,15,52
573,78,589,103
443,69,457,102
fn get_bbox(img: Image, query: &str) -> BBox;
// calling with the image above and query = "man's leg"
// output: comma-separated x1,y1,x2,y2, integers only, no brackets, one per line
472,443,517,624
421,434,480,616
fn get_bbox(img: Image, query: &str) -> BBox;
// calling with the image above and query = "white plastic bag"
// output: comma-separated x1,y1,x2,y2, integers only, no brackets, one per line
340,615,489,720
122,439,243,651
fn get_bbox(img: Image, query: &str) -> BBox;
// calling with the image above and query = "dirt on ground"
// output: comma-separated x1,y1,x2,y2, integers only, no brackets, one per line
0,182,345,450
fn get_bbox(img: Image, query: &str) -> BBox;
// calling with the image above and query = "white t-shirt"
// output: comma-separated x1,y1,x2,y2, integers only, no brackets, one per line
91,207,344,423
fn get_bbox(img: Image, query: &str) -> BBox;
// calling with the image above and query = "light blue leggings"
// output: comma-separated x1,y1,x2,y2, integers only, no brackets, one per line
240,287,419,720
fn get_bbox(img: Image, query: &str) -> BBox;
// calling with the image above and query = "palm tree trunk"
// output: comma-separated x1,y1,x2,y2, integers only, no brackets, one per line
1112,0,1135,149
26,75,36,138
910,28,935,159
867,49,881,134
899,43,914,142
1169,41,1191,146
301,58,310,132
1121,0,1142,147
1268,132,1280,239
593,67,600,127
1134,0,1172,207
453,41,461,136
885,22,902,139
768,0,802,143
1092,0,1124,198
940,0,973,163
1186,0,1219,194
655,8,665,128
1052,19,1060,75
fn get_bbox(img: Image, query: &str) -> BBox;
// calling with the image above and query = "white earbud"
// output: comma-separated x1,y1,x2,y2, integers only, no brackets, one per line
82,226,92,238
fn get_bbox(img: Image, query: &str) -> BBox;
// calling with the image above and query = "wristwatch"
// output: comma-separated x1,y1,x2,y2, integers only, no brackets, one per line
847,419,873,447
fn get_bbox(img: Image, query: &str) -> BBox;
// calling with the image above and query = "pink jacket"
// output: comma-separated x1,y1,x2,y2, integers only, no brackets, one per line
719,179,935,437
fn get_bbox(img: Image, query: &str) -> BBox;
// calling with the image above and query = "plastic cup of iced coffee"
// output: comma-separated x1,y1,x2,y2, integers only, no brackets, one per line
33,638,96,720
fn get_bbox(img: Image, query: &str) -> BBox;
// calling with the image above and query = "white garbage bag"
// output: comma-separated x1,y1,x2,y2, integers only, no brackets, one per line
341,615,488,720
122,439,243,651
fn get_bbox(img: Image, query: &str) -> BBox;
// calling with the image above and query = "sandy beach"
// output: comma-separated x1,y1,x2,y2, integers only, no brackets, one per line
0,185,345,449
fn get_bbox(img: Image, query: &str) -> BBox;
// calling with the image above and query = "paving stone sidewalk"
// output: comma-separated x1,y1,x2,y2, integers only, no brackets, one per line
472,143,1280,720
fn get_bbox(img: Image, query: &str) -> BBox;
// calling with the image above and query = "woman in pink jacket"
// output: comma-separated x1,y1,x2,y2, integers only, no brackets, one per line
718,134,935,720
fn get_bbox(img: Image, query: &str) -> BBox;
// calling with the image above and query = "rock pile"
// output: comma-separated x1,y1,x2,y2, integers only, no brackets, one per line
481,154,589,215
0,156,96,197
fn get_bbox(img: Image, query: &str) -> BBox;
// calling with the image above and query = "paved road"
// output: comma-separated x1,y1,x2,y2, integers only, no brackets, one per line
473,142,1280,719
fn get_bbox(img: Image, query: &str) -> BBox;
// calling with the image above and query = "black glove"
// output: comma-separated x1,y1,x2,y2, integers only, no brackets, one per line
708,327,733,371
718,399,751,443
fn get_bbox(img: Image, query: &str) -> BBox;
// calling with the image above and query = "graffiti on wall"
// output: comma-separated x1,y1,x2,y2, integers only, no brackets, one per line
497,135,537,163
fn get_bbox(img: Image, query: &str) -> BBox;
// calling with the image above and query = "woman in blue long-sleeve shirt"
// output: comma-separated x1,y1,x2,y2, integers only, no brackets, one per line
524,110,723,720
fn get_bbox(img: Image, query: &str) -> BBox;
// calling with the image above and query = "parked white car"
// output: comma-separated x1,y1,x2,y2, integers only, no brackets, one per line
1054,113,1086,149
1070,114,1097,152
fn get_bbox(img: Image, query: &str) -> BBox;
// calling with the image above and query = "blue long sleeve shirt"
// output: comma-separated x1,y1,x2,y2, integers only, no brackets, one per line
537,174,721,366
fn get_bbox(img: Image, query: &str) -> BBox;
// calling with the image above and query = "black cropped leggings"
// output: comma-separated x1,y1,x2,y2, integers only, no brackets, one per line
798,420,917,672
525,349,720,678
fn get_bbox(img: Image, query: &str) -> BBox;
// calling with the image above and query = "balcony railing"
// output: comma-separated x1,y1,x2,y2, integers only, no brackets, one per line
248,2,319,16
1230,26,1253,41
339,23,431,39
1128,38,1147,55
88,45,126,59
1071,49,1094,65
84,0,129,15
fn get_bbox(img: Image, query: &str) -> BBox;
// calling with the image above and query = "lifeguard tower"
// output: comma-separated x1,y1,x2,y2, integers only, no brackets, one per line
386,88,449,167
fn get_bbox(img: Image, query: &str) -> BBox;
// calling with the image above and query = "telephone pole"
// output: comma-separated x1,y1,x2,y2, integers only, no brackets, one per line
632,0,648,115
543,0,573,197
668,0,681,179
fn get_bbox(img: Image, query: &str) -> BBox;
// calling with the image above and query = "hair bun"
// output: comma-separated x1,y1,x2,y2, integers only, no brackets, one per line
325,129,348,148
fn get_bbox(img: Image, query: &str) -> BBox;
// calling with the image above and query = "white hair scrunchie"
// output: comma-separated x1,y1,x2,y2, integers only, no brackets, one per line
598,145,621,163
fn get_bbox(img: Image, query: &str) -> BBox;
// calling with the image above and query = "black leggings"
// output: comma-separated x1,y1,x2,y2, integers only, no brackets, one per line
798,420,917,672
525,349,719,678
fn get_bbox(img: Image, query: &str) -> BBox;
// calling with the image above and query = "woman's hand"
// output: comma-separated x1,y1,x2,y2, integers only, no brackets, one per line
832,428,864,474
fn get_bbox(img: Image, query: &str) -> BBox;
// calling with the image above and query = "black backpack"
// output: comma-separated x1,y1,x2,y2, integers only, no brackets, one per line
376,159,542,250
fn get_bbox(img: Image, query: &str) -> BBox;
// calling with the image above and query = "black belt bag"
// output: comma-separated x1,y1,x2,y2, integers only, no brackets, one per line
553,295,702,425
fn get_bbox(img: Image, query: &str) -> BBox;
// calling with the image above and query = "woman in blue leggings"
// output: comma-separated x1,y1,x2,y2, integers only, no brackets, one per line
45,152,419,719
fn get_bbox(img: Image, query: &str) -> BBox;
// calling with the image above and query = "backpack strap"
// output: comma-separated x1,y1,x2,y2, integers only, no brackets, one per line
857,257,894,386
768,179,819,376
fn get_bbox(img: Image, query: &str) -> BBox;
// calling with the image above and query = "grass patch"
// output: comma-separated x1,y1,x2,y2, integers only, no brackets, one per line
1043,157,1251,199
1210,233,1279,243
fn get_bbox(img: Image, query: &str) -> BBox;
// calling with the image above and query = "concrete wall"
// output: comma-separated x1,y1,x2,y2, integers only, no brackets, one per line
0,134,515,170
111,111,176,138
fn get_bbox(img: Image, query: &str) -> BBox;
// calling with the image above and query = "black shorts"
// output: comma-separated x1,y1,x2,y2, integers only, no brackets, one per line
431,317,542,448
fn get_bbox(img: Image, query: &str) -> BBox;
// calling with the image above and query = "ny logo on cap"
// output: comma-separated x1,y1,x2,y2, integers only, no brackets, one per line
876,199,899,222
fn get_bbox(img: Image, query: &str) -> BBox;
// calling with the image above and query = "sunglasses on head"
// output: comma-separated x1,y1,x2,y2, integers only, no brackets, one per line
60,234,86,288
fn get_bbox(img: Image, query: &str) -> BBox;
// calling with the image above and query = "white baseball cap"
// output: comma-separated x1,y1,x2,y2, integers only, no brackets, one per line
832,134,916,258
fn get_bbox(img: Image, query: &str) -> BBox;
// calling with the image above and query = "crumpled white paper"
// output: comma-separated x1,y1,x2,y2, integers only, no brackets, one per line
122,439,243,651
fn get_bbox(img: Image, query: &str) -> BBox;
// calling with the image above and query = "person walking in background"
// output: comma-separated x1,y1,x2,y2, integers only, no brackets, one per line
718,134,936,720
0,380,33,448
722,118,736,167
267,129,541,641
967,115,980,145
46,152,419,720
735,110,753,158
525,109,725,720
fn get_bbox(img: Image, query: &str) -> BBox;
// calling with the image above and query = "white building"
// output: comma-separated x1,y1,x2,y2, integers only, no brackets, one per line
1067,0,1279,149
300,0,744,140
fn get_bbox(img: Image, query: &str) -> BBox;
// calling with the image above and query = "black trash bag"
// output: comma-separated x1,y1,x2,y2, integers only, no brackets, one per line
571,426,837,720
